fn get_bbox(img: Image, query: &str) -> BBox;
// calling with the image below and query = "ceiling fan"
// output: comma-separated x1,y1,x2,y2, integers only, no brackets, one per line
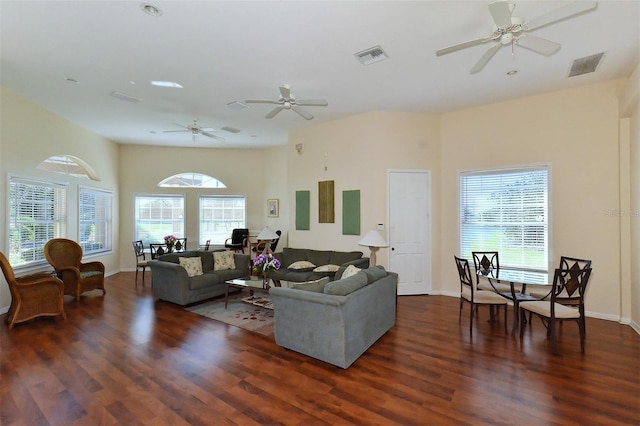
246,84,328,120
162,119,225,142
435,0,597,74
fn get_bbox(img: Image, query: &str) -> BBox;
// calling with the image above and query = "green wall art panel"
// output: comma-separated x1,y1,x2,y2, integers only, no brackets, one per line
342,190,360,235
296,190,310,230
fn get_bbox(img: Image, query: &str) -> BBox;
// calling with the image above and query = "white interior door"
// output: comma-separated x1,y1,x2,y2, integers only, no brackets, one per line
388,170,431,295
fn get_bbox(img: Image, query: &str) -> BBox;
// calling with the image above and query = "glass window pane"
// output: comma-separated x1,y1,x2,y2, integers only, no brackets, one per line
199,196,246,245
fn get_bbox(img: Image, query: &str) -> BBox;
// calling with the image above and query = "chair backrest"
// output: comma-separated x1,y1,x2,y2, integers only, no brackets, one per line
132,240,146,260
550,266,592,307
149,243,167,259
559,256,592,272
204,240,211,251
454,256,474,292
0,251,16,284
269,230,282,252
175,238,187,252
230,228,249,245
472,251,499,272
44,238,83,269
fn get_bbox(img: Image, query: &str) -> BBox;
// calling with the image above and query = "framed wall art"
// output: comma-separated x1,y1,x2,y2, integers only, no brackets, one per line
267,199,279,217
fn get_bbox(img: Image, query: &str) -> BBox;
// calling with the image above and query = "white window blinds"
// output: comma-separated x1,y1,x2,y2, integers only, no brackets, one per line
459,166,548,271
79,186,113,254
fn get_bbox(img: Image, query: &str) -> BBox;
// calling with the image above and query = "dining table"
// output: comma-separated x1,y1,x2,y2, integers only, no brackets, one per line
476,268,551,336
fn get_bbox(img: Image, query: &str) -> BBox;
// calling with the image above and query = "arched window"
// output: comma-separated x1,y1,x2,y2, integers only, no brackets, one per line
158,173,226,188
37,155,99,181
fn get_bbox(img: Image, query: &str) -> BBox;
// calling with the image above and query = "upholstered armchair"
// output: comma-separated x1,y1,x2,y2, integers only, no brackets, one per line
44,238,106,301
1,251,66,329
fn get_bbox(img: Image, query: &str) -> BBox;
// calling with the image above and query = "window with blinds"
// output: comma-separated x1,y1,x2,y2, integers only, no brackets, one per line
134,195,185,245
459,166,549,272
8,176,68,267
79,186,113,255
199,196,246,245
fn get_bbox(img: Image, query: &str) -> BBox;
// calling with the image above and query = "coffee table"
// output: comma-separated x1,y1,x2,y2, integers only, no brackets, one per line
224,277,272,309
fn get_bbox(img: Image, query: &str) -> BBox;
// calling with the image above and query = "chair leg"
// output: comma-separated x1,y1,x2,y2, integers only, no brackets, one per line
469,303,474,333
549,319,559,355
503,304,508,333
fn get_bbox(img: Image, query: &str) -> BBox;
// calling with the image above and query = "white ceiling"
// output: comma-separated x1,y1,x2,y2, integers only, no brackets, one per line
1,0,639,149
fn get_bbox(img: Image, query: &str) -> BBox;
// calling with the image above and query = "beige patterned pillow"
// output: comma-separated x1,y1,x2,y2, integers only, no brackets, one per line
341,264,361,279
214,251,236,271
288,260,316,270
178,257,203,277
313,264,340,273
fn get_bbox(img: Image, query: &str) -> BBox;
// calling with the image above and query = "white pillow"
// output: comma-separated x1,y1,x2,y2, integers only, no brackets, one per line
288,260,316,270
293,276,330,293
213,251,236,271
313,264,340,273
178,257,203,277
341,264,361,279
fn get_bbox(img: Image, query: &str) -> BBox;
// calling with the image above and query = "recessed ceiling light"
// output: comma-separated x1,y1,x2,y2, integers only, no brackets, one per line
140,3,162,17
150,80,183,88
506,69,518,76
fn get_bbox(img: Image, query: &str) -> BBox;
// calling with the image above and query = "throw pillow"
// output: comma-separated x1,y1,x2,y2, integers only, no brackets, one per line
288,260,316,270
293,276,330,293
341,264,361,279
179,257,203,277
213,251,236,271
363,265,387,283
323,272,368,296
313,264,340,273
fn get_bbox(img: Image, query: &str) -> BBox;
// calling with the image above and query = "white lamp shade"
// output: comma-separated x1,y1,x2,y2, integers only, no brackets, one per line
358,230,388,248
256,226,279,240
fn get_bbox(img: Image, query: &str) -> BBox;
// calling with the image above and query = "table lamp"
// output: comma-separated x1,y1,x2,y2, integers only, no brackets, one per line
256,226,280,255
358,230,388,267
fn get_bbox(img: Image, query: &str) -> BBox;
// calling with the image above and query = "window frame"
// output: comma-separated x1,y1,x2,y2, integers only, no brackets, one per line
7,174,68,270
199,195,247,245
78,185,113,255
134,194,186,245
458,164,550,273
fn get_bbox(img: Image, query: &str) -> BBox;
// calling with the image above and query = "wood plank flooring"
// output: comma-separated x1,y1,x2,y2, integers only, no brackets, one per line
1,272,639,425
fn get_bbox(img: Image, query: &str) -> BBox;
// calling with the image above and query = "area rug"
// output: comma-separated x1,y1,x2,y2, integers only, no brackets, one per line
187,294,274,337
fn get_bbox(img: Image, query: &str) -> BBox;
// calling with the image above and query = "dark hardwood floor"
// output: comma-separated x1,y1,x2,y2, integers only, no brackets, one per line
2,272,639,425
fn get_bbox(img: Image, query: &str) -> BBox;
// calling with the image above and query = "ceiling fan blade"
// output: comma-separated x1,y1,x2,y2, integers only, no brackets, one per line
525,1,597,31
279,85,291,99
245,99,278,104
488,0,514,28
516,34,560,56
265,106,284,119
292,106,314,120
296,99,328,107
200,130,226,142
436,37,492,56
470,43,502,74
162,130,189,133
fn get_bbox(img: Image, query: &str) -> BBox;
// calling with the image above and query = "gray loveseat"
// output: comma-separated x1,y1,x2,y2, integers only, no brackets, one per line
149,250,250,305
269,266,398,368
270,248,369,283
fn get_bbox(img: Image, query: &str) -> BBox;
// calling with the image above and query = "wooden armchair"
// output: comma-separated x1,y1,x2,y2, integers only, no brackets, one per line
1,251,66,329
44,238,106,301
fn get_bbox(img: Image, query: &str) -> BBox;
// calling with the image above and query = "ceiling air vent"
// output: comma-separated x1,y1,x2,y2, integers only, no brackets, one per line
110,91,140,103
355,45,388,65
221,126,241,134
568,52,605,77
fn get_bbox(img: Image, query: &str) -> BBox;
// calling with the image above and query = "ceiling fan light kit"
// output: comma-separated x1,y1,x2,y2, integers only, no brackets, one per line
435,0,598,74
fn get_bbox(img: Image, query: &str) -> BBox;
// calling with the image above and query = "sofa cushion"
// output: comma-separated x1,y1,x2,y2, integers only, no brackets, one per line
313,264,340,273
214,251,236,270
341,264,361,279
179,257,203,277
189,272,220,290
363,265,387,283
288,260,316,271
292,276,330,293
198,251,214,272
307,250,332,267
282,248,309,267
329,251,363,266
323,271,367,296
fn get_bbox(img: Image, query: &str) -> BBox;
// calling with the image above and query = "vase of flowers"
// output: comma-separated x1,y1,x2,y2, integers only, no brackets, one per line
253,253,281,289
164,234,177,253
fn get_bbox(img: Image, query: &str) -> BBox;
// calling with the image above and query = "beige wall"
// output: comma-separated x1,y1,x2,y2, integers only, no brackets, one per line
118,144,288,271
0,89,120,309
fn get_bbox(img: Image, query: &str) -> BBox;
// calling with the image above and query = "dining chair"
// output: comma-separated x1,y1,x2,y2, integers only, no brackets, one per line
224,228,249,253
44,238,106,301
471,251,511,293
204,240,211,251
149,243,167,259
528,256,592,300
132,240,149,284
519,266,592,355
1,251,66,329
174,238,187,253
455,256,508,334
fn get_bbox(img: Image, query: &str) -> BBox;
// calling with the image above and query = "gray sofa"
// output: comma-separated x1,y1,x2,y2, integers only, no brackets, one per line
270,247,369,283
269,266,398,368
149,250,250,305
